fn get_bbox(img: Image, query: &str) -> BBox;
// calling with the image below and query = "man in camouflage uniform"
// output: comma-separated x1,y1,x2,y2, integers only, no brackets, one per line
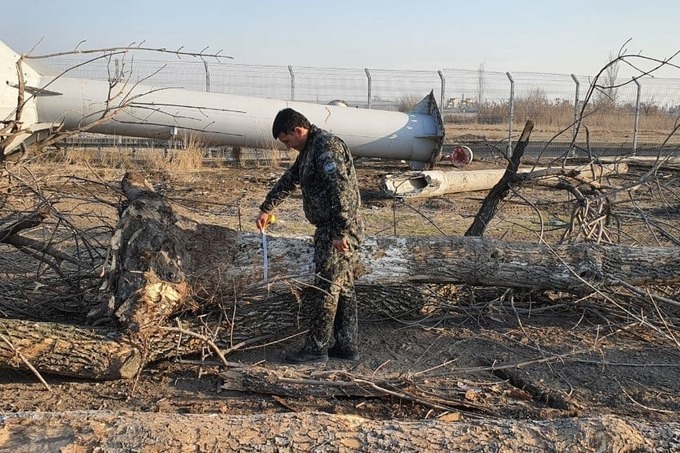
255,108,364,364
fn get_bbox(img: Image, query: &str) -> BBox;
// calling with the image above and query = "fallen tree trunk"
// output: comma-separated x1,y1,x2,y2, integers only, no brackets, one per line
0,284,435,380
599,155,680,169
0,318,143,380
3,222,679,379
2,170,679,380
1,411,677,451
0,318,202,379
235,232,680,292
379,163,627,198
183,225,680,340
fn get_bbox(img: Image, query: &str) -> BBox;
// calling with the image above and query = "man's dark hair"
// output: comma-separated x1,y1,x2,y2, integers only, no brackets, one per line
272,108,311,139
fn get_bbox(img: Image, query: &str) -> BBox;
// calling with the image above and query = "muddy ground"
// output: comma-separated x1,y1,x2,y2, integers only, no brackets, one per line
1,152,680,451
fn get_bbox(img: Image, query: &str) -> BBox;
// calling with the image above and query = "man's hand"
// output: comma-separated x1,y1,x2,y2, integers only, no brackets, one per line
255,211,270,233
333,237,351,253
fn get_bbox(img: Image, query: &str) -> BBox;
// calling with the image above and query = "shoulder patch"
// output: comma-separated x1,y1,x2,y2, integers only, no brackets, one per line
318,151,333,161
323,161,337,174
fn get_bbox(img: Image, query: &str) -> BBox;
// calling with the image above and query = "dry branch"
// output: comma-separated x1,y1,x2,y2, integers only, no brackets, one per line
221,366,396,398
466,120,534,236
222,365,493,413
0,206,49,238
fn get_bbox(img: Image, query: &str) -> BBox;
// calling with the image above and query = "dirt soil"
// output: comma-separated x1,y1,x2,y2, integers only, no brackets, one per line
1,155,680,451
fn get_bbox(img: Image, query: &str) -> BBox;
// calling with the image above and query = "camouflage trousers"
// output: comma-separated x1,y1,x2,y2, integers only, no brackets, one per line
302,224,362,355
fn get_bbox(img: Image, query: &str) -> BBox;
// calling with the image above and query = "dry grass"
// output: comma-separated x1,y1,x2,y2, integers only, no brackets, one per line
397,94,422,113
44,134,295,171
49,135,208,172
171,134,205,170
468,99,680,143
263,146,282,168
42,147,134,168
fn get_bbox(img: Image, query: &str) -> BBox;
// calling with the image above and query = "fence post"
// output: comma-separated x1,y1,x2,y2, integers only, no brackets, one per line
506,72,515,157
203,60,211,93
113,59,120,84
632,77,641,155
365,68,372,109
288,65,295,101
571,73,580,145
570,74,580,157
438,70,446,118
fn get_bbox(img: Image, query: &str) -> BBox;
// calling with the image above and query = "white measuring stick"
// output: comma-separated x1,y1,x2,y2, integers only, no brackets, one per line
262,231,269,282
261,214,275,282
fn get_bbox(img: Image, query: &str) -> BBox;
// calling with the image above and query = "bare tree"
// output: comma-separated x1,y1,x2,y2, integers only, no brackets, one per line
396,94,421,112
476,62,486,105
594,51,621,109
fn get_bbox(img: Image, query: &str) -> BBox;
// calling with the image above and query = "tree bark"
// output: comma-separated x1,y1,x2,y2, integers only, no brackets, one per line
0,318,142,380
214,227,680,294
0,411,677,452
0,318,201,379
101,172,192,334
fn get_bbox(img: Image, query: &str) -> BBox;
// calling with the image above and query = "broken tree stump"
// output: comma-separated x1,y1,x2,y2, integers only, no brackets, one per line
467,120,534,236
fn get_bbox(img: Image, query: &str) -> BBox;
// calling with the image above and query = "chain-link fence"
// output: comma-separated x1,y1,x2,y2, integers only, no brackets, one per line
46,55,680,155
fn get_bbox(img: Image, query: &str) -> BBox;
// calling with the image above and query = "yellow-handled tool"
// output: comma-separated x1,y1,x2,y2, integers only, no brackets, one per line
262,214,275,281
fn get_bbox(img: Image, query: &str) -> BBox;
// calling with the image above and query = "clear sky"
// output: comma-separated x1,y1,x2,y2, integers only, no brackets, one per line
2,0,679,78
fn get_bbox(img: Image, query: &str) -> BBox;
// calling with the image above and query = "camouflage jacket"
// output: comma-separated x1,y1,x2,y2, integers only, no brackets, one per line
260,125,362,241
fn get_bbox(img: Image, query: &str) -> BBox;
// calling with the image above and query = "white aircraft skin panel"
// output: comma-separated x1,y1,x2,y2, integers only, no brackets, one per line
0,41,41,125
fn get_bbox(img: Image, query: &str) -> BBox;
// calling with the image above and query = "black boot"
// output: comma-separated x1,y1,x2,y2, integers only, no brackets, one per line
328,344,360,361
284,349,328,364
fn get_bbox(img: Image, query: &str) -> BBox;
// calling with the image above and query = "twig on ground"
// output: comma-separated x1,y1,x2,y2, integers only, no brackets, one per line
0,330,51,391
161,320,241,368
615,378,676,414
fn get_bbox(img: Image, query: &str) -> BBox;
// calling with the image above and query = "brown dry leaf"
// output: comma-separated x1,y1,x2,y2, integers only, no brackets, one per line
341,438,362,449
464,389,478,401
438,412,462,422
508,388,533,400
